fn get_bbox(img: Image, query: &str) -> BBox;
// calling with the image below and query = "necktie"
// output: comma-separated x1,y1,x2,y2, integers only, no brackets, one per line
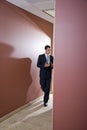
46,55,50,64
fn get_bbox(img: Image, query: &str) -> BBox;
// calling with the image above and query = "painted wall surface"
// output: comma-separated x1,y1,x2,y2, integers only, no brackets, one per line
54,0,87,130
0,0,53,117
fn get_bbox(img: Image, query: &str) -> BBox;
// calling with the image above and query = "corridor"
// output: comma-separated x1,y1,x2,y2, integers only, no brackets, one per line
0,94,53,130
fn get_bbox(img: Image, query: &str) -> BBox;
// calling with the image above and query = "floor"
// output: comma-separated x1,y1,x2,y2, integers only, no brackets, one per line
0,94,53,130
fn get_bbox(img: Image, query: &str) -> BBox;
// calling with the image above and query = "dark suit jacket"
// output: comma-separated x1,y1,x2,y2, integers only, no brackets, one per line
37,54,53,79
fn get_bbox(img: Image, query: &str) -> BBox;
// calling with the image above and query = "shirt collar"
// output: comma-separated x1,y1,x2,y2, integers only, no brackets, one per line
45,53,50,57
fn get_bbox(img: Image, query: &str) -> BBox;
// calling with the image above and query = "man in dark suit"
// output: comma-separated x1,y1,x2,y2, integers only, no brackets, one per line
37,45,53,106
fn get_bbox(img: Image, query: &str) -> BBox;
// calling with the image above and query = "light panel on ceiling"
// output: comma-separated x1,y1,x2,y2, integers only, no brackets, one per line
43,9,55,18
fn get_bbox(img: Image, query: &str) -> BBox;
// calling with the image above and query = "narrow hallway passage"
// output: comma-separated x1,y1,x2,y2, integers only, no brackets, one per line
0,94,53,130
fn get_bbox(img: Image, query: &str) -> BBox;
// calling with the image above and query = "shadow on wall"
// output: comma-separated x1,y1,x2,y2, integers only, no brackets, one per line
0,43,32,117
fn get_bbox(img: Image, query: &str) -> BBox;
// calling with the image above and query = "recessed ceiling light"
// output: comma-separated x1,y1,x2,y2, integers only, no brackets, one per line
43,9,55,18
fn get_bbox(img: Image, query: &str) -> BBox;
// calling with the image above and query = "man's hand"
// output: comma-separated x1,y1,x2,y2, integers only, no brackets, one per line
44,63,50,67
51,63,53,68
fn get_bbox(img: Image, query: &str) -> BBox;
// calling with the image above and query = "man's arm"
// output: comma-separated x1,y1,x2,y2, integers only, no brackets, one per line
37,55,44,68
51,56,53,68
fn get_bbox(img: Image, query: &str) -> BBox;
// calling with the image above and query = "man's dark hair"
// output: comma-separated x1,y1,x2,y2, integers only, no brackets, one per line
45,45,50,50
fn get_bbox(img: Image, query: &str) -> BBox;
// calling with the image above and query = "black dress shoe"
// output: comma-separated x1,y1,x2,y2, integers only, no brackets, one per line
44,103,48,107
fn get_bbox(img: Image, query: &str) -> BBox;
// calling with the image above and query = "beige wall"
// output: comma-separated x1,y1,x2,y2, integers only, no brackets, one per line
54,0,87,129
0,0,53,117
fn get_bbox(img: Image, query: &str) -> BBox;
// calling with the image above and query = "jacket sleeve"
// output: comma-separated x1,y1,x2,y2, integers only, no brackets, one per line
37,55,45,68
51,56,54,69
51,56,53,64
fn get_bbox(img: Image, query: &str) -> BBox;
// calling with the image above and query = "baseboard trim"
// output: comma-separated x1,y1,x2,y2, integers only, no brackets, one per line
0,96,43,123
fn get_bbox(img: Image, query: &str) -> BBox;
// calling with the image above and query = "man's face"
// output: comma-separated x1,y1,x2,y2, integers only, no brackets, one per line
45,47,51,55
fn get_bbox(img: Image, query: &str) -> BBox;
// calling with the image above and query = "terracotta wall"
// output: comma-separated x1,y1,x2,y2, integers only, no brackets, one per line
54,0,87,129
0,0,53,117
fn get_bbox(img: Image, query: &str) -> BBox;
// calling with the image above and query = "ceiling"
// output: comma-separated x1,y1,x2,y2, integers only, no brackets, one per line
6,0,55,23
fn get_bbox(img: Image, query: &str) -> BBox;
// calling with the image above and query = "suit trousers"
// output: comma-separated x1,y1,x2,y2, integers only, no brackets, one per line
40,78,51,103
